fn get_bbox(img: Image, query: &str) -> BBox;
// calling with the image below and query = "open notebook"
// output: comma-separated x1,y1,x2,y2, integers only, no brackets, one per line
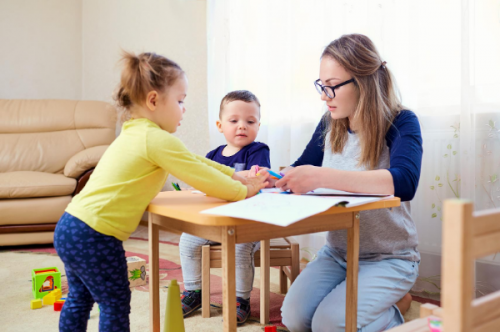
260,187,391,197
200,191,393,227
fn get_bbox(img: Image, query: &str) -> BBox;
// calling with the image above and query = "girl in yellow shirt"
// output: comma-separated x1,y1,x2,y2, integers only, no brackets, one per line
54,51,267,332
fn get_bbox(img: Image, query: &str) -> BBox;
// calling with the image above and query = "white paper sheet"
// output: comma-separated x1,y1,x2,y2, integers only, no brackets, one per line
260,187,391,197
305,188,391,197
321,195,394,208
191,190,206,195
200,193,392,227
259,188,290,194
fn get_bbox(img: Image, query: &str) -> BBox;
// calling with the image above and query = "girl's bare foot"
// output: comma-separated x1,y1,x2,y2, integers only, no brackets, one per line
396,293,412,316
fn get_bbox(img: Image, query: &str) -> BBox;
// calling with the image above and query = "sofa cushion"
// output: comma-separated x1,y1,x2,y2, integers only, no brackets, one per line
0,196,72,225
0,172,76,198
0,232,55,246
64,145,109,178
0,99,116,174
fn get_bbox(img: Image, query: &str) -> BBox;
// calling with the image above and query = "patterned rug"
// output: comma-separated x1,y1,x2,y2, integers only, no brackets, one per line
0,226,426,331
0,227,288,331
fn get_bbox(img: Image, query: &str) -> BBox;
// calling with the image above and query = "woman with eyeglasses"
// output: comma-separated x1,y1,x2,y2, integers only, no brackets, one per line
277,34,423,331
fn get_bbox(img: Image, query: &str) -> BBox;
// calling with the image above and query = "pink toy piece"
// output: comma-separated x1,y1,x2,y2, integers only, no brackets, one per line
428,317,443,332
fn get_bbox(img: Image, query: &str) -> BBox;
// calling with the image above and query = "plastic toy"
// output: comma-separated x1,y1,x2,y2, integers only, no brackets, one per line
163,279,185,332
43,293,56,305
428,317,443,332
42,288,62,305
32,267,61,299
51,288,62,300
30,299,42,309
126,256,147,287
54,300,65,311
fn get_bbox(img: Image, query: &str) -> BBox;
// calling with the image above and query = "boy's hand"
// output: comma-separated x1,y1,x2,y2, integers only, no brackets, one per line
248,166,277,188
248,165,259,177
232,171,269,197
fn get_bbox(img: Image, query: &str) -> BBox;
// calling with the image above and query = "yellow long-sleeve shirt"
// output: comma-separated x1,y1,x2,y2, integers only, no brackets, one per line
66,118,247,241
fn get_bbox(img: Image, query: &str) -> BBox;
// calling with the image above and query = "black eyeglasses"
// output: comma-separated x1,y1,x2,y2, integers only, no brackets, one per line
314,78,355,99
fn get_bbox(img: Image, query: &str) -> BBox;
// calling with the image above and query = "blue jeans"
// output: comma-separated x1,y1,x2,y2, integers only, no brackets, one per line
179,233,260,299
281,245,419,332
54,212,131,332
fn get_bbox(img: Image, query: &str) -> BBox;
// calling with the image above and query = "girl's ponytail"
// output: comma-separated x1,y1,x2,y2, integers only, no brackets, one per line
115,51,183,116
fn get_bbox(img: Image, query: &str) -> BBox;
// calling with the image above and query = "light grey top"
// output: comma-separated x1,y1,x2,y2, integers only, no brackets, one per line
322,131,420,262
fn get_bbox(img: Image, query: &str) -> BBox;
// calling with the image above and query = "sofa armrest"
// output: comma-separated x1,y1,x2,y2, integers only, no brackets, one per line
73,168,94,196
64,145,109,178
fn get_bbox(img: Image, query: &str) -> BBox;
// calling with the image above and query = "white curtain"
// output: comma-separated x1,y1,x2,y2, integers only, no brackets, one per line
207,0,500,295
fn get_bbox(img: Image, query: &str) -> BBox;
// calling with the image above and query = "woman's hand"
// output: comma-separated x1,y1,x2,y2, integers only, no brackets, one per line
232,170,269,197
275,165,322,193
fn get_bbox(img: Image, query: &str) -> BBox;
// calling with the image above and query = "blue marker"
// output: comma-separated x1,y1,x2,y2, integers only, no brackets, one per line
267,170,283,179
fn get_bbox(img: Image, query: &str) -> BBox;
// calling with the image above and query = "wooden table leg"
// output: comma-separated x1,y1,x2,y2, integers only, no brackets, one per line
345,212,360,332
149,213,160,332
222,226,236,332
260,239,270,324
202,245,211,318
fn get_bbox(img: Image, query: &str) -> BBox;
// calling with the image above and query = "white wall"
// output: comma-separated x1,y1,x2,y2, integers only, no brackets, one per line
1,0,209,220
0,0,83,99
81,0,209,194
1,0,209,157
81,0,209,156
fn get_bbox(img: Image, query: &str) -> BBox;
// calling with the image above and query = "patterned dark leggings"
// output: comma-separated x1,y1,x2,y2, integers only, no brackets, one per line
54,212,131,332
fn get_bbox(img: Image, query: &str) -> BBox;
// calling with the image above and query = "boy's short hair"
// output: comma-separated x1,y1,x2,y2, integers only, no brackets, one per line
219,90,261,119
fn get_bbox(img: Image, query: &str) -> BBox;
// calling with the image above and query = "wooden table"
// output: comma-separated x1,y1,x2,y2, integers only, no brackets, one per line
147,191,400,332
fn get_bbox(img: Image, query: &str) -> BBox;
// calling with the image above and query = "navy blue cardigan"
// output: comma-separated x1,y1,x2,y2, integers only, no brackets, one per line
291,110,423,201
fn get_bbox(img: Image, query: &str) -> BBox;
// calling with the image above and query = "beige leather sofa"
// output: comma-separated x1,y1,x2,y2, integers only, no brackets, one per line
0,100,117,246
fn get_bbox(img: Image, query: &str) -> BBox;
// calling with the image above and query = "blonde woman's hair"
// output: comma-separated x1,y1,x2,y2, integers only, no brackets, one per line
322,34,403,169
114,51,184,120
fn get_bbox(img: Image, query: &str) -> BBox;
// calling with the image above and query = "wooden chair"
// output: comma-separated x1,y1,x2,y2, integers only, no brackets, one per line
387,199,500,332
386,303,443,332
201,237,300,321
